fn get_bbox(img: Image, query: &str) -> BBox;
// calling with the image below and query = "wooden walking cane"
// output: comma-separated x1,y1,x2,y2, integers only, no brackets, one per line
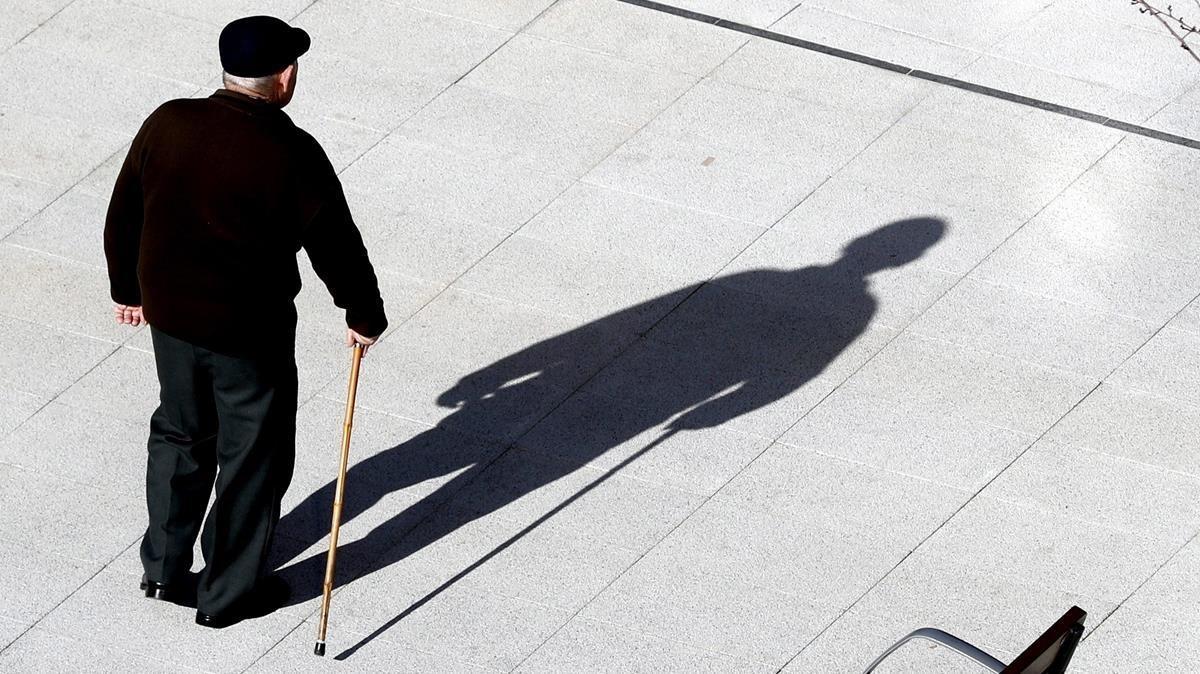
314,342,364,657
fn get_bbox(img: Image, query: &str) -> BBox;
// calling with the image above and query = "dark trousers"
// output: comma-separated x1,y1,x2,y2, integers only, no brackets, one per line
142,328,297,615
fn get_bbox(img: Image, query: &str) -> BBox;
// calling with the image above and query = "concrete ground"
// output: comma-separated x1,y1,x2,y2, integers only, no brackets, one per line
1,0,1199,671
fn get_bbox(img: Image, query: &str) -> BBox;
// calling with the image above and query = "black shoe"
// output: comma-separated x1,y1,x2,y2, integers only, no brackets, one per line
195,575,291,629
140,574,197,607
194,610,241,629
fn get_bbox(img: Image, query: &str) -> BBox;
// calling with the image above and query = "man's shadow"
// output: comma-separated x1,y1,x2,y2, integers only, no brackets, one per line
273,217,945,652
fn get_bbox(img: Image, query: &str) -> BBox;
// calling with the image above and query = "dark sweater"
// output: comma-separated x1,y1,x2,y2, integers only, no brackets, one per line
104,89,387,356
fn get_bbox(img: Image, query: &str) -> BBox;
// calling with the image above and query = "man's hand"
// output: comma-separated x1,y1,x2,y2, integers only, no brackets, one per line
346,328,378,357
114,304,145,326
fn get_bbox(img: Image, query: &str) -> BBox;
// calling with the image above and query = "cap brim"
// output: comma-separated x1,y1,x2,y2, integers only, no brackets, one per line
290,26,310,61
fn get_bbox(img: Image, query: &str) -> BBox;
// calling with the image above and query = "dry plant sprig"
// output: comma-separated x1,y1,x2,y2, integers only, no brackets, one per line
1130,0,1200,62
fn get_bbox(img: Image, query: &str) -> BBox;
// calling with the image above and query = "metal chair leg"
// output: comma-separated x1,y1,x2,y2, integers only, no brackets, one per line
862,628,1007,673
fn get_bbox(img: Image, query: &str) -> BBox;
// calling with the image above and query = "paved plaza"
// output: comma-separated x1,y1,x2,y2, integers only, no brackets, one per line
2,0,1199,671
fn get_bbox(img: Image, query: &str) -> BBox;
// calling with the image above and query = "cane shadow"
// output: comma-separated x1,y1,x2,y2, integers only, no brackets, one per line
273,217,946,654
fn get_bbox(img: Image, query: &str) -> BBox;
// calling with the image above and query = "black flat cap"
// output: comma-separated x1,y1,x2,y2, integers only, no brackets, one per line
219,16,310,77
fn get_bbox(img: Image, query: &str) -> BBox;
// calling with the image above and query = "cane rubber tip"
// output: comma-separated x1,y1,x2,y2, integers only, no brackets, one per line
314,642,326,657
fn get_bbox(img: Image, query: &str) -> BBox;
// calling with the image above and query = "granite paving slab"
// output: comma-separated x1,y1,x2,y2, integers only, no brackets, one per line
0,616,30,652
400,84,637,180
907,276,1155,379
516,617,772,674
986,438,1200,546
461,34,699,128
0,538,100,626
1107,326,1200,407
250,622,502,673
0,464,140,563
0,316,116,400
0,43,195,136
1045,382,1200,477
22,0,221,87
0,400,146,495
7,186,110,268
529,0,748,76
711,38,934,121
779,386,1034,492
0,386,44,441
0,625,201,674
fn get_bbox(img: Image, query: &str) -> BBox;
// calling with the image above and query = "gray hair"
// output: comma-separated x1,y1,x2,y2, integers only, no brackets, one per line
221,71,276,95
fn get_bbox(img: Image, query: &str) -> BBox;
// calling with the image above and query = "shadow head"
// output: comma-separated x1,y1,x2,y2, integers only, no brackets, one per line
842,217,947,274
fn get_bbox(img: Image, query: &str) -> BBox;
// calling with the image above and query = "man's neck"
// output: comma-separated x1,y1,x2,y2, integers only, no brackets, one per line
224,84,274,104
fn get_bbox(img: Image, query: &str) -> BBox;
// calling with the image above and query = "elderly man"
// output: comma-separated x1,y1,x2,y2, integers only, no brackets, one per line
104,16,387,628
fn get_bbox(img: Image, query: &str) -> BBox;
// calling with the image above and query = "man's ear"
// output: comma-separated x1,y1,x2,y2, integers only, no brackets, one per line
281,63,296,86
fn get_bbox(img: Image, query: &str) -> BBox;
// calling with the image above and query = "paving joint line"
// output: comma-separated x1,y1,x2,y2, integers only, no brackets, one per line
954,271,1173,326
770,2,805,28
899,327,1112,384
570,613,777,669
615,0,1200,150
2,241,106,270
803,3,988,56
0,310,122,347
569,33,753,190
332,0,566,179
0,340,122,446
240,617,308,673
8,0,78,51
0,143,127,245
1064,441,1200,483
1082,528,1200,643
289,0,323,22
0,536,139,658
1095,287,1200,384
573,177,765,228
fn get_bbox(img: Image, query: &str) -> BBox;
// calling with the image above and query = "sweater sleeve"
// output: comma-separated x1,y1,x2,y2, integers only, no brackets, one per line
104,134,146,305
301,144,388,338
